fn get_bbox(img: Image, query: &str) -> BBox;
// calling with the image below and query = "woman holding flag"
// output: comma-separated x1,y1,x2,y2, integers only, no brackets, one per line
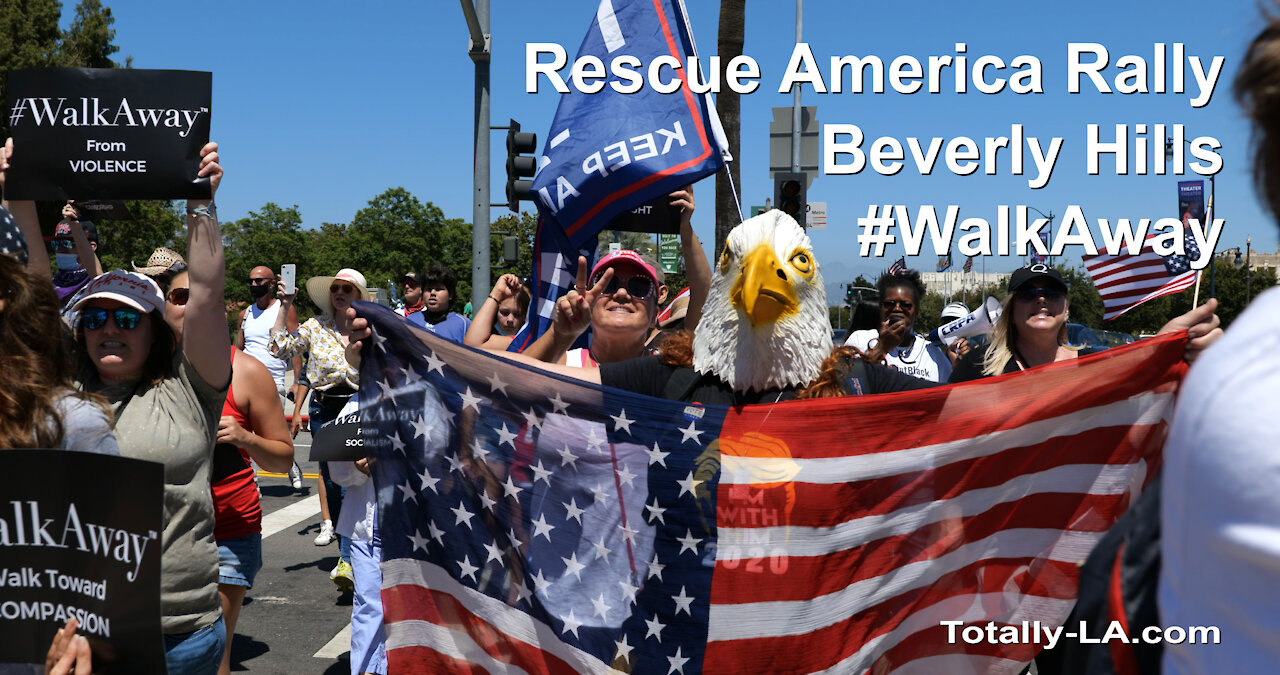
948,263,1221,382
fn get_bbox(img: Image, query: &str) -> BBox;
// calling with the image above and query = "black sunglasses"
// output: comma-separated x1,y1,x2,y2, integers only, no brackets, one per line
594,274,654,299
248,278,273,286
1015,286,1066,302
51,238,76,252
882,299,915,311
167,288,190,306
82,307,143,331
330,283,356,294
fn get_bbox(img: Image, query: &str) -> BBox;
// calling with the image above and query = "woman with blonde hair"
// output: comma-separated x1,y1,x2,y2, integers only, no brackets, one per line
949,263,1221,382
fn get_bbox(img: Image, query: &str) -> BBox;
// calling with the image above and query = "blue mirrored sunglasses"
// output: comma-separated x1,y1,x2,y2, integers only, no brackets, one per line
82,307,143,331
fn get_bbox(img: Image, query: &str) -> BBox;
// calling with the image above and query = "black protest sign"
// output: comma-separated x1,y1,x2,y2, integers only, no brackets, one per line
311,411,366,462
75,200,135,221
0,450,164,674
4,68,212,200
605,194,683,235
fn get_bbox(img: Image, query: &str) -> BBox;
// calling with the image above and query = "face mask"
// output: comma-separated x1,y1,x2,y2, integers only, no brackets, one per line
249,283,271,299
55,252,82,270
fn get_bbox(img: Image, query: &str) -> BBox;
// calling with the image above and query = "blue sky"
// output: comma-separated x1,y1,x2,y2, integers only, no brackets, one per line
101,0,1276,283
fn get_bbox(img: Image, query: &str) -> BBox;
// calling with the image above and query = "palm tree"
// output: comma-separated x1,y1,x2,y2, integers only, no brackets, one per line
714,0,745,256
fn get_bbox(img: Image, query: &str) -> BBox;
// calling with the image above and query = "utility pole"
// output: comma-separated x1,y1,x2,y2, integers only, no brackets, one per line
461,0,491,311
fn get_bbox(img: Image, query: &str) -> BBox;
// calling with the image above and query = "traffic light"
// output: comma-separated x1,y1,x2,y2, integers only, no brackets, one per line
845,283,855,306
505,119,538,213
501,236,519,265
774,172,807,225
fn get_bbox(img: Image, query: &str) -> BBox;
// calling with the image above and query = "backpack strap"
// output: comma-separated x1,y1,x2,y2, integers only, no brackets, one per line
662,367,703,401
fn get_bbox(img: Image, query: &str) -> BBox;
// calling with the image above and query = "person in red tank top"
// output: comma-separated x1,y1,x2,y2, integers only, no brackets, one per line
161,270,294,675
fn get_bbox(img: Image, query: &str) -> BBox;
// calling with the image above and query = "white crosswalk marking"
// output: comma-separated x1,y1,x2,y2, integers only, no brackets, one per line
314,624,351,659
259,494,321,539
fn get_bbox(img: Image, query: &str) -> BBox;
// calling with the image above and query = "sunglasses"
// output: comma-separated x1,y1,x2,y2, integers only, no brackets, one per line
248,278,273,286
330,283,356,294
167,287,190,306
401,279,418,289
1015,286,1066,302
882,299,915,311
594,274,654,300
51,238,76,252
82,307,144,331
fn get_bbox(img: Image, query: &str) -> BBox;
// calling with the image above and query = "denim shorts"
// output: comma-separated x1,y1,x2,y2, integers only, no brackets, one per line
217,532,263,588
164,614,226,675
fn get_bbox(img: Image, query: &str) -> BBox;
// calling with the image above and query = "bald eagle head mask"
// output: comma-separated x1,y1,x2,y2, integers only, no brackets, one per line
692,210,834,393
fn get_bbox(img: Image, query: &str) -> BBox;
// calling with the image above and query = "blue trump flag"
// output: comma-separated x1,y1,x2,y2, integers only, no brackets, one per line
511,0,726,351
531,0,726,249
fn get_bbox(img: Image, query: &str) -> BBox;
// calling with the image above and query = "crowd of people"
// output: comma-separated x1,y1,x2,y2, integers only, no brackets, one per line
3,13,1280,674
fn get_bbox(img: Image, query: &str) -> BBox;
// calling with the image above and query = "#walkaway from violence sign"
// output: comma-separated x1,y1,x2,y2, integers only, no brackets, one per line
4,67,212,200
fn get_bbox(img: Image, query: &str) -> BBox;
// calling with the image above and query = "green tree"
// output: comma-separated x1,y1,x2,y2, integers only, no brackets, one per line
345,188,469,285
0,0,123,143
915,293,945,333
489,210,538,283
300,222,351,318
221,202,308,307
57,0,121,69
1060,265,1104,328
94,199,183,272
309,188,475,313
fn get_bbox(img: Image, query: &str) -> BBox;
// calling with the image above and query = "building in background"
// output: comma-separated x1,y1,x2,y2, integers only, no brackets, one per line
921,271,1009,298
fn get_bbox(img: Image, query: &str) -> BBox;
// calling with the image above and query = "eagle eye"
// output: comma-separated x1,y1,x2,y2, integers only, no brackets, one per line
789,250,813,276
719,248,733,273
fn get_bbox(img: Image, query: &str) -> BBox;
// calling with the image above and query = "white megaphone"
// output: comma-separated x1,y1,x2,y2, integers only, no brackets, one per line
927,295,1002,346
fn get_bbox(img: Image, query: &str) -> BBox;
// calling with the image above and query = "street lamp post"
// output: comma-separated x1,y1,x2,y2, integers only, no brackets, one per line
1234,235,1253,303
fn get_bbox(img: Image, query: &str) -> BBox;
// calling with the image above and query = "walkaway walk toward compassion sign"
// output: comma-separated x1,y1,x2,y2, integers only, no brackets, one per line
4,68,212,200
0,451,164,674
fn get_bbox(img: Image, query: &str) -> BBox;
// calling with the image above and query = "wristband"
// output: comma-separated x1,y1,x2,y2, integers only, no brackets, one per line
488,295,501,303
186,202,217,218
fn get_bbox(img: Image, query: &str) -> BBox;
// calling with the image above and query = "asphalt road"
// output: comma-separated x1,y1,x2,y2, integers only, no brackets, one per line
228,429,358,674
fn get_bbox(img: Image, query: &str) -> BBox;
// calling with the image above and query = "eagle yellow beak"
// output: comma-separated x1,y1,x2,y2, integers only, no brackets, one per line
732,244,799,326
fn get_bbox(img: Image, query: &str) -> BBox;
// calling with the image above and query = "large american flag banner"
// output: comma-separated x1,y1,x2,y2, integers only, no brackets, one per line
354,302,1186,674
1082,233,1199,321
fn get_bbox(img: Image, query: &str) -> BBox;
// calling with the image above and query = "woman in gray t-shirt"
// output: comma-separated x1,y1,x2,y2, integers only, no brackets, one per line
65,144,231,675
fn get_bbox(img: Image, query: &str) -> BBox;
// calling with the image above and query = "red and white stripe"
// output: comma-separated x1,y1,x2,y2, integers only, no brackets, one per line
382,559,619,675
701,333,1186,675
656,286,691,325
1083,237,1197,321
